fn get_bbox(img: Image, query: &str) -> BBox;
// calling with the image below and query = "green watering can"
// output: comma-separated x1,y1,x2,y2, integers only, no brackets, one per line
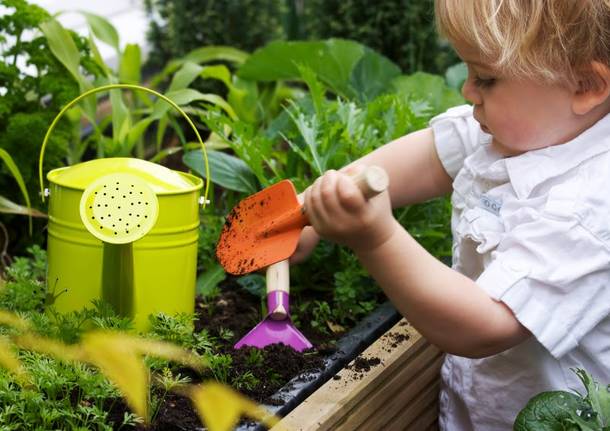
39,84,211,330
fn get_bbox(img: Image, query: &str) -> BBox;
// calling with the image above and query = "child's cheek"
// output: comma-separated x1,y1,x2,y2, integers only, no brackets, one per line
493,116,535,150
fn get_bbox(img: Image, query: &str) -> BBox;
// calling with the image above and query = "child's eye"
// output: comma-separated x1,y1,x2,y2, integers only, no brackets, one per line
474,76,496,88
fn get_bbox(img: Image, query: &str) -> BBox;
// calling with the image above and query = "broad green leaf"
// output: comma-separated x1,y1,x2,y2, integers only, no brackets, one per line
110,90,132,151
445,62,468,90
187,382,279,431
238,39,400,101
119,44,142,84
151,46,249,87
126,117,155,155
227,76,259,123
236,274,266,299
196,263,226,298
40,19,82,84
183,150,258,194
391,72,465,113
200,65,233,89
40,19,96,119
574,368,610,427
80,11,120,51
167,62,204,92
87,32,112,76
152,89,237,120
0,197,45,218
0,148,34,233
349,48,402,102
183,46,249,66
514,391,587,431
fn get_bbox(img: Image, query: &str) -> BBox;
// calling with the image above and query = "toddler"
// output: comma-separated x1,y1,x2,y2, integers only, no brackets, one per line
294,0,610,429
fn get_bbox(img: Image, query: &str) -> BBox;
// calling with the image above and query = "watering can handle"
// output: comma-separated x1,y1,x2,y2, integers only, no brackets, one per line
38,83,211,208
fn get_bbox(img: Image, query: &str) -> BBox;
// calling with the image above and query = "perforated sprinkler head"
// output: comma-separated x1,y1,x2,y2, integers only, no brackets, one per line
80,173,159,244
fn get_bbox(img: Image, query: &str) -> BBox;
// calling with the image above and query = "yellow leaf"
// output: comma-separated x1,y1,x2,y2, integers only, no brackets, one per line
187,382,279,431
0,336,29,385
134,338,207,371
0,310,30,331
80,331,149,421
79,330,207,422
15,333,82,362
326,320,346,334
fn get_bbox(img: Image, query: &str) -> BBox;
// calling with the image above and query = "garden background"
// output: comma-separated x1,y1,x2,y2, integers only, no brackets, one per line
0,0,470,429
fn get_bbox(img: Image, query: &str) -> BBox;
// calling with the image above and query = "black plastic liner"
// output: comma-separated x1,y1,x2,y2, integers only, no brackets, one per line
236,301,401,430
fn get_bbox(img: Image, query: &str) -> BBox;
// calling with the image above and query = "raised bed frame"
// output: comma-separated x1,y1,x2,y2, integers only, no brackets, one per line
273,319,443,430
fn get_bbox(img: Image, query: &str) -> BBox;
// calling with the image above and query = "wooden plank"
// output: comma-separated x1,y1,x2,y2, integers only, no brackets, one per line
343,345,442,429
393,382,440,430
356,356,443,430
273,319,442,431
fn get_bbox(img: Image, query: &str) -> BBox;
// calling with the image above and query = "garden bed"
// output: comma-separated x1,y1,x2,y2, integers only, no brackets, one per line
94,281,401,430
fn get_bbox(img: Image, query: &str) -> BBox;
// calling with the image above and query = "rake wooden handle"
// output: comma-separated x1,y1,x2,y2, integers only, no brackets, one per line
349,165,389,199
267,259,290,320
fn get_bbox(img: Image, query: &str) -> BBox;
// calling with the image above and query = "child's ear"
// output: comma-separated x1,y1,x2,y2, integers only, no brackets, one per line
572,61,610,115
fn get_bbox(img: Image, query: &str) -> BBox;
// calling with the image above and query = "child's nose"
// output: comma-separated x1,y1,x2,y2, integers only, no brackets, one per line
462,77,482,105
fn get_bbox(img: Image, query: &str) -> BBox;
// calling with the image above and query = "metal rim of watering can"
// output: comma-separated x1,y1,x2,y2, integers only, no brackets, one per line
37,83,211,208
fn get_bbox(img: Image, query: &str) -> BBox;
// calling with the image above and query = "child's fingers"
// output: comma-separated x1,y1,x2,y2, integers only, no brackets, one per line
304,175,331,230
337,173,366,211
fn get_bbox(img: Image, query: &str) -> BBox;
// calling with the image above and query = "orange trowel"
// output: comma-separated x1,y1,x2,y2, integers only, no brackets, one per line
216,165,389,275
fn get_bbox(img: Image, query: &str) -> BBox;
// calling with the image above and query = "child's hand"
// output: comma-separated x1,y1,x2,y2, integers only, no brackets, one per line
303,169,396,253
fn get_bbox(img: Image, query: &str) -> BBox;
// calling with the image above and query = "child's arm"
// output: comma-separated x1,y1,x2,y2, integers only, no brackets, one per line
291,128,453,263
345,128,453,207
303,168,531,358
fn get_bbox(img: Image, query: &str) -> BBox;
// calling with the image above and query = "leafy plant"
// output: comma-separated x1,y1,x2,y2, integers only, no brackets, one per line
0,0,103,254
301,0,460,74
144,0,286,69
184,61,459,323
514,369,610,431
0,308,278,430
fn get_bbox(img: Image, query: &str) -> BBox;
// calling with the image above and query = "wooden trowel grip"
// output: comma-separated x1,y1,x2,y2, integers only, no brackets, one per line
350,165,389,199
267,259,290,320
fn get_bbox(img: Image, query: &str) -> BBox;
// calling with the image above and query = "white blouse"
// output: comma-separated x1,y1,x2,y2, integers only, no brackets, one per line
430,104,610,430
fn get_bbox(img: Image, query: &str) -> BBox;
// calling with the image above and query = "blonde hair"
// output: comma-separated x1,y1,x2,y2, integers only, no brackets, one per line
435,0,610,88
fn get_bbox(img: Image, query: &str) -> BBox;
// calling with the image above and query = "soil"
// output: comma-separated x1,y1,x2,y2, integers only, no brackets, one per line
106,281,340,430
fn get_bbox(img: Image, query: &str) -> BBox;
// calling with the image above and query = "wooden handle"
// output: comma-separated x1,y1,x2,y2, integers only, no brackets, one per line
350,165,389,199
267,259,289,319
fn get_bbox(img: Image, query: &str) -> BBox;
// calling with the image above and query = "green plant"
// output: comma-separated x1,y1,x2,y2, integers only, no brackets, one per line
232,370,260,392
301,0,459,75
144,0,287,69
183,59,459,322
205,353,233,384
515,369,610,431
0,306,277,430
0,0,103,254
245,349,264,368
148,312,217,354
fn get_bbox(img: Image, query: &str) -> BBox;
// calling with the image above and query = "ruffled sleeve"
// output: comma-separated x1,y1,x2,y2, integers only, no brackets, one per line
430,104,484,179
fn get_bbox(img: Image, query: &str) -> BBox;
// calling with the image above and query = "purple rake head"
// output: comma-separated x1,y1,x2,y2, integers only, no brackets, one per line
234,291,313,352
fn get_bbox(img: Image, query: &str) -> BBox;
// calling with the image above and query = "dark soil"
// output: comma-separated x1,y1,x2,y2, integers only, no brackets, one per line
107,281,339,430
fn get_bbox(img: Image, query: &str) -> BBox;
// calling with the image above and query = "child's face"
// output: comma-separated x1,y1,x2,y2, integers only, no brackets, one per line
454,41,582,156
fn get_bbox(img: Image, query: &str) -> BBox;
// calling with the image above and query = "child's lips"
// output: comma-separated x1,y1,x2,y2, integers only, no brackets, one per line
480,125,491,134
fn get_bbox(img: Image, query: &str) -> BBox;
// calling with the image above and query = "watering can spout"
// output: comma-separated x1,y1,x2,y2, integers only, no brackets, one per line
80,173,159,318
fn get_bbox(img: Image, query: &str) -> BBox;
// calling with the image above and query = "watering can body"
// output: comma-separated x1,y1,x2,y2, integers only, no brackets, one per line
46,158,202,330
